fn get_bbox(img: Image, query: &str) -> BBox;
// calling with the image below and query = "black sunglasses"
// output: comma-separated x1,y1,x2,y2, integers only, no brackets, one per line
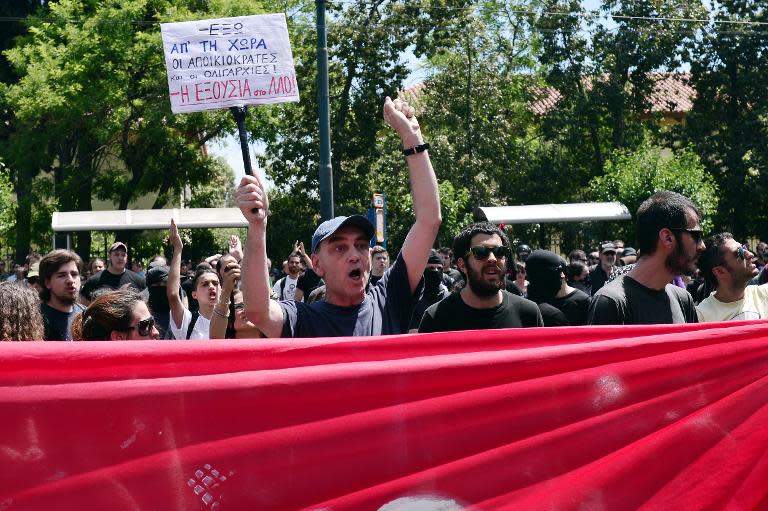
234,302,245,311
466,245,509,260
670,228,704,244
129,317,156,337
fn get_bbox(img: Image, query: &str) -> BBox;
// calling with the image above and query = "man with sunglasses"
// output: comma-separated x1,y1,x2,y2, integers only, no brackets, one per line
418,222,543,333
696,234,766,321
588,191,703,325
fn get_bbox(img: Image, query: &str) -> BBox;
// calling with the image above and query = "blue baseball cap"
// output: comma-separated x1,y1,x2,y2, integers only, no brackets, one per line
311,215,375,253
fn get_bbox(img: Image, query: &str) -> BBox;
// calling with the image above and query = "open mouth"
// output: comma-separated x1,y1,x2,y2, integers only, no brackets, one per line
349,269,362,281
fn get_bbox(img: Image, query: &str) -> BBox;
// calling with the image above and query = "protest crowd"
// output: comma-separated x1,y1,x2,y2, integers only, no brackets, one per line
2,97,767,342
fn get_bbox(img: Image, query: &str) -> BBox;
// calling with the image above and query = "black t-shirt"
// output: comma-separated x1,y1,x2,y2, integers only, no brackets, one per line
418,290,543,333
81,269,146,301
297,268,323,297
589,265,612,295
538,302,570,326
542,288,590,326
409,286,450,330
41,302,85,341
587,275,698,325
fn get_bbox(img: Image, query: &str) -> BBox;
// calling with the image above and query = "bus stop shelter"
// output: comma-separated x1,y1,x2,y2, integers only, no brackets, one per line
474,202,631,224
51,208,248,250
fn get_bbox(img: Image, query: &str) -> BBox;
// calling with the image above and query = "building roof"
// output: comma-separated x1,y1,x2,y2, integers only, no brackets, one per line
529,73,695,116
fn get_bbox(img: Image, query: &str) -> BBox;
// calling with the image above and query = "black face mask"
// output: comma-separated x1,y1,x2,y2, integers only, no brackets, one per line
528,272,562,301
148,286,170,313
424,270,443,292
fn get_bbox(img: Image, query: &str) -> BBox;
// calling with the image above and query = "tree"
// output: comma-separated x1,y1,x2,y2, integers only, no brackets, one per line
2,0,271,260
589,138,718,243
257,0,472,257
536,0,705,176
678,0,768,240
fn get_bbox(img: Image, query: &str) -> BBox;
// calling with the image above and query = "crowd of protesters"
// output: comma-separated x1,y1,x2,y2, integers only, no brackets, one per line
2,97,768,341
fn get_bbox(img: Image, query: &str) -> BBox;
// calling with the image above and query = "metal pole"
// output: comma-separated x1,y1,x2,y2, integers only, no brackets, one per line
230,106,259,214
230,106,254,177
316,0,334,220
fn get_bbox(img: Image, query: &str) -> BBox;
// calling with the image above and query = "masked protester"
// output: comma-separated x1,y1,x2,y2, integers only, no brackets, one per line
146,262,172,338
408,250,450,332
526,250,590,326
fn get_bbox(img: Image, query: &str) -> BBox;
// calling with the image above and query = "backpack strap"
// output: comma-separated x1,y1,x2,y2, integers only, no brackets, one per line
278,277,287,300
186,311,200,340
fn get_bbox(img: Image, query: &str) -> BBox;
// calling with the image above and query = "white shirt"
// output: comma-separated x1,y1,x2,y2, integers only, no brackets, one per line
272,275,299,301
169,308,211,339
696,284,768,322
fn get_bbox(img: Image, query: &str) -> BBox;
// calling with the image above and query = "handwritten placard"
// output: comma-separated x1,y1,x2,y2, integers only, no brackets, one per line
160,14,299,114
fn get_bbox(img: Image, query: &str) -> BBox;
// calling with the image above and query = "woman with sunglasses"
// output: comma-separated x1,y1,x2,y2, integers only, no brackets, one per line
71,290,160,340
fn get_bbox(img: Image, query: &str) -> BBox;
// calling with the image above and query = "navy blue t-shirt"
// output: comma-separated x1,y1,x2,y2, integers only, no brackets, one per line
279,253,421,337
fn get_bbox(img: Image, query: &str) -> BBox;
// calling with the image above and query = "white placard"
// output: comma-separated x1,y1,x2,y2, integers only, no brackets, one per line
160,13,299,113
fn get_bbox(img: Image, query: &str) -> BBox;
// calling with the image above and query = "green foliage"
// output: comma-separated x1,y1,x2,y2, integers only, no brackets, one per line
675,0,768,240
590,139,718,242
0,160,17,258
1,0,274,261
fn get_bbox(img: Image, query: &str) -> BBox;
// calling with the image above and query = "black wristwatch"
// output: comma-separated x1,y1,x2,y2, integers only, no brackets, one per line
402,142,430,156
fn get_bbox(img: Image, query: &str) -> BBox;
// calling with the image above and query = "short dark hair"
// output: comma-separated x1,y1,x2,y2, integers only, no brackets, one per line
568,249,586,262
698,232,734,290
453,222,511,268
438,247,453,257
38,250,83,303
566,261,588,280
636,191,701,257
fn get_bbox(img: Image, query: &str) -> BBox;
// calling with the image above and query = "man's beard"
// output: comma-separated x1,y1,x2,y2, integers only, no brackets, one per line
665,241,697,275
54,292,78,306
465,262,505,298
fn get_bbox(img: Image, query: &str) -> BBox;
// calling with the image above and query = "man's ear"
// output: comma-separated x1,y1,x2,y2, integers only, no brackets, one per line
311,253,324,278
712,266,727,279
110,330,127,341
456,257,466,276
659,228,675,249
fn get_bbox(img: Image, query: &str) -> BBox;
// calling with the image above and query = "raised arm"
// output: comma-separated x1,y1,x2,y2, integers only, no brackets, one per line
167,219,186,329
209,259,240,339
235,172,285,338
293,241,312,302
383,96,441,292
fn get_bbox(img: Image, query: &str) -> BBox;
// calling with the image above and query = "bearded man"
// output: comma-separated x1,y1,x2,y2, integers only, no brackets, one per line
417,222,543,333
588,191,704,325
38,249,85,341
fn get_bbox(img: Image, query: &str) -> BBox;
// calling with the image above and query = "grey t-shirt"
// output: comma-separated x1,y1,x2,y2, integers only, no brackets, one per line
279,253,421,337
587,274,698,325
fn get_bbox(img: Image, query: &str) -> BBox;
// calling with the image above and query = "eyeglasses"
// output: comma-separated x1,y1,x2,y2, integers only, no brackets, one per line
466,245,509,260
129,317,155,337
670,228,704,244
234,302,245,311
734,245,750,260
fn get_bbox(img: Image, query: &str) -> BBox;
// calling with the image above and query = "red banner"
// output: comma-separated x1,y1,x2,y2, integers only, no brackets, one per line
1,322,767,510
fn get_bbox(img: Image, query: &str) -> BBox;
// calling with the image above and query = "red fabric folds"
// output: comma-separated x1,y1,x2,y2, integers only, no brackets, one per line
1,321,766,510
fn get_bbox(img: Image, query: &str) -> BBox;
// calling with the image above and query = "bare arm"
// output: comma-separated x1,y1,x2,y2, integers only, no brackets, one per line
236,172,285,338
209,260,240,339
292,241,311,302
383,96,442,292
167,219,186,329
